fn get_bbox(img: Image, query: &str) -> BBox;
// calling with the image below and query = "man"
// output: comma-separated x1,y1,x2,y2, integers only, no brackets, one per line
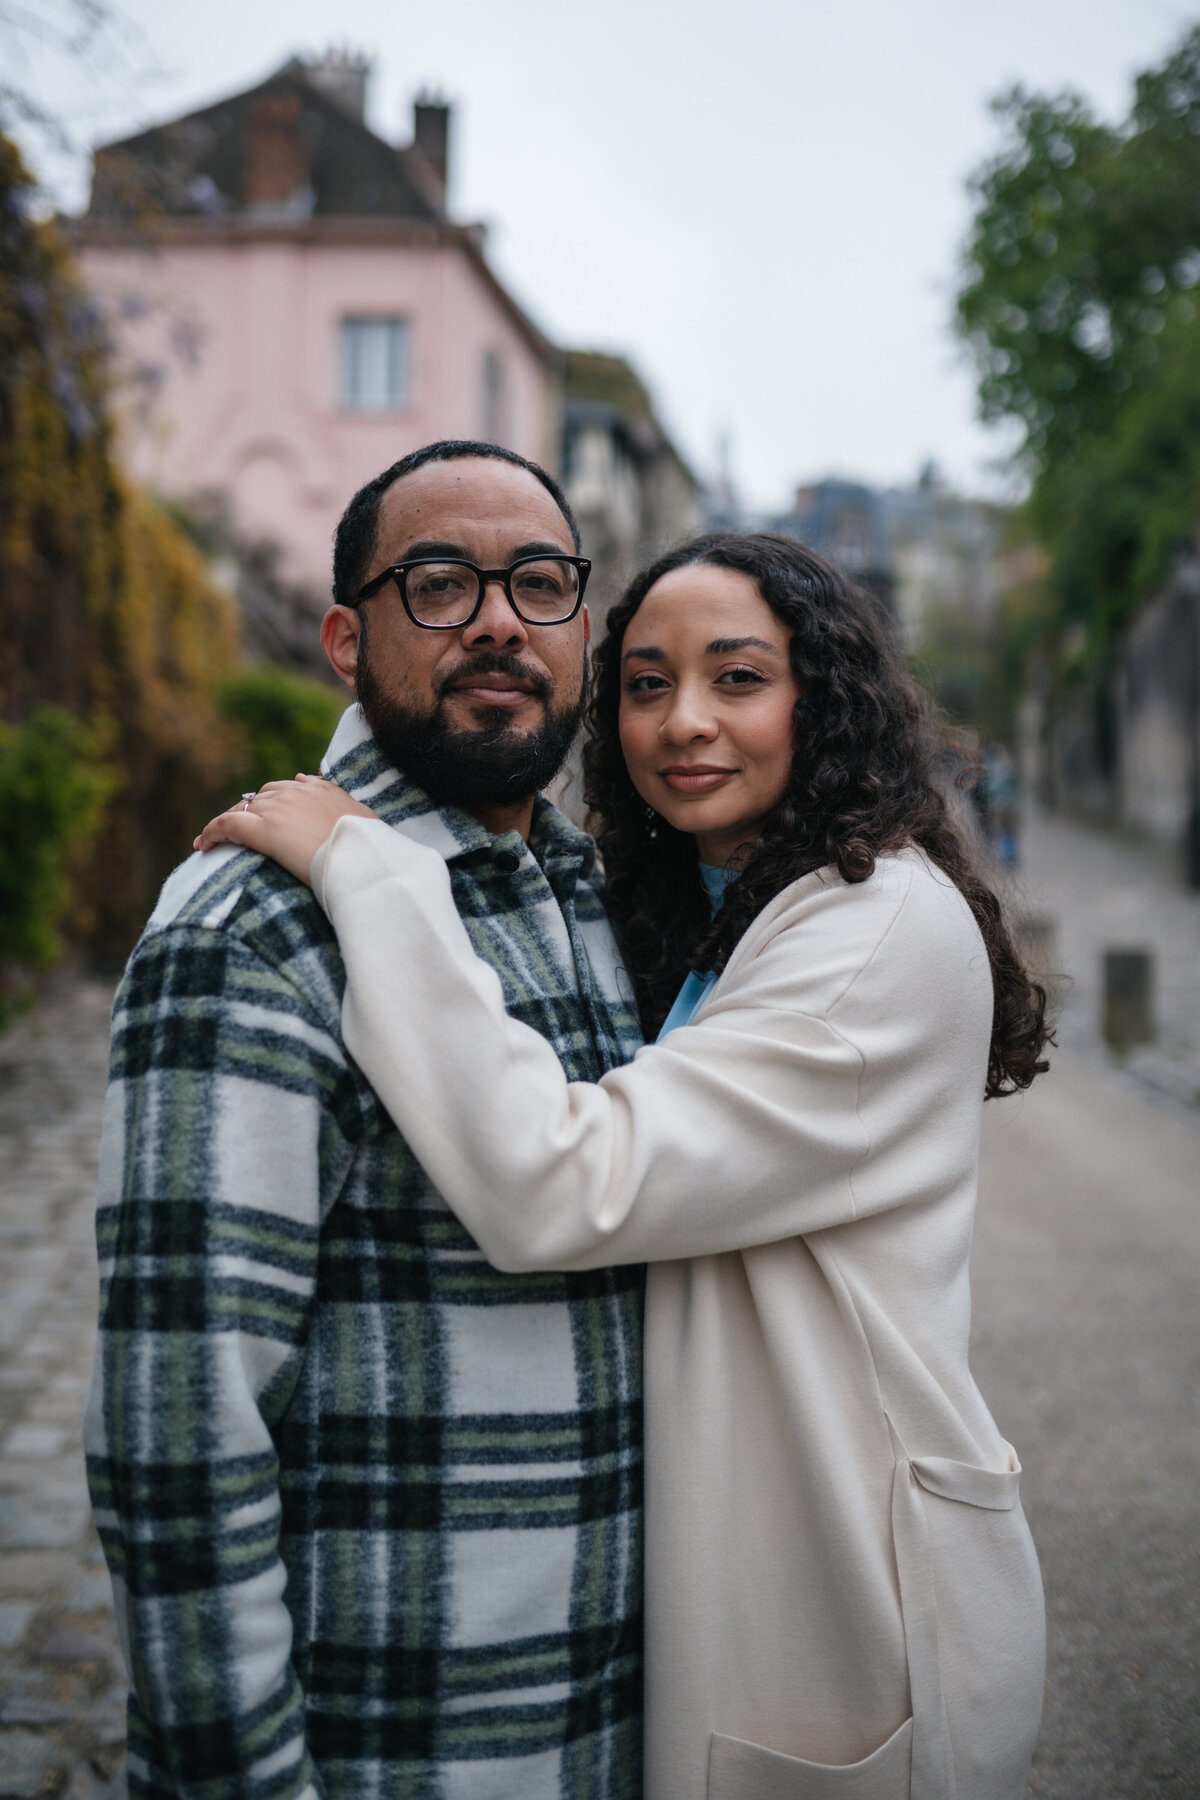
85,442,645,1800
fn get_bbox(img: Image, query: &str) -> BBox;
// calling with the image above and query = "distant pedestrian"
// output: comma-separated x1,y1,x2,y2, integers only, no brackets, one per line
201,532,1052,1800
976,740,1021,867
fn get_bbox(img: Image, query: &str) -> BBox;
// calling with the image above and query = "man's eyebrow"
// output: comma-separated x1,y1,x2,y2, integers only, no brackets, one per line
397,539,470,561
509,540,574,560
706,636,782,656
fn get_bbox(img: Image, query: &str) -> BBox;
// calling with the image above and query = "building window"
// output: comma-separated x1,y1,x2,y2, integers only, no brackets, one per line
482,347,507,443
341,317,409,410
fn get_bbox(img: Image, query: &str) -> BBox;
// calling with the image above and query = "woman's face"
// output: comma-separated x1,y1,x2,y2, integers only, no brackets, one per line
617,563,801,867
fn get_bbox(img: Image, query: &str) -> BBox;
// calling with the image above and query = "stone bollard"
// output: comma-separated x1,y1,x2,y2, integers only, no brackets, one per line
1102,948,1155,1050
1015,914,1059,992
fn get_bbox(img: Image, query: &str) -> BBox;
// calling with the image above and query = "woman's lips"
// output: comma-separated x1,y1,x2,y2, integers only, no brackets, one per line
659,766,737,794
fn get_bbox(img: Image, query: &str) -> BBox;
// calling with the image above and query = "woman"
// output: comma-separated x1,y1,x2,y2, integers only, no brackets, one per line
199,533,1049,1800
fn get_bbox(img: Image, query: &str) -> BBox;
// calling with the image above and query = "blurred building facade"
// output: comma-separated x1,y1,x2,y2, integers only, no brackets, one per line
883,469,1010,641
65,54,559,612
1028,550,1200,874
559,350,702,632
771,479,895,611
769,468,1011,640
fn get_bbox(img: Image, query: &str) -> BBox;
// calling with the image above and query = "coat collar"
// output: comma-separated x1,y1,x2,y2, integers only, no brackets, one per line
320,702,596,879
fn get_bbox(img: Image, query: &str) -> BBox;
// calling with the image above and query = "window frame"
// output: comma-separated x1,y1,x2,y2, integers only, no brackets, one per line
339,315,412,414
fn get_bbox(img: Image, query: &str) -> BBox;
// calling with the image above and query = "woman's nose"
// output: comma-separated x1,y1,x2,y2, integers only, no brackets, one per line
659,692,718,744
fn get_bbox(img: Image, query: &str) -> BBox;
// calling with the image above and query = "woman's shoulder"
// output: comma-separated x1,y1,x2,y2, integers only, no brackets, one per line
717,848,984,1012
742,845,972,944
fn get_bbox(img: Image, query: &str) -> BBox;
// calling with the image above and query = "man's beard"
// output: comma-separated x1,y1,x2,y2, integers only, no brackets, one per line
355,646,585,812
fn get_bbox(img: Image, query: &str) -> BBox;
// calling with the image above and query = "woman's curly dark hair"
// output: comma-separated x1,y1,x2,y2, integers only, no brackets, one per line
583,531,1050,1099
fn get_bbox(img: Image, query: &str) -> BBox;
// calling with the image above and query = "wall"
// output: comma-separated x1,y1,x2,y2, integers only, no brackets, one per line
1027,553,1200,868
76,229,555,597
561,417,701,636
1115,562,1200,847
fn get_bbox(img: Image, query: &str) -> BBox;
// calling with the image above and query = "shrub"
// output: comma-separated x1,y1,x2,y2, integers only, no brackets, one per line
218,666,347,795
0,707,116,1021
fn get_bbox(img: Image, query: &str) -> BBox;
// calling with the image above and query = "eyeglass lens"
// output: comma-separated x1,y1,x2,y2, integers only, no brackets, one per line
404,559,580,625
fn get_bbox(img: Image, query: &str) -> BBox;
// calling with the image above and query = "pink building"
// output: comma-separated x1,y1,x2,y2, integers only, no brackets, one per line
66,55,559,599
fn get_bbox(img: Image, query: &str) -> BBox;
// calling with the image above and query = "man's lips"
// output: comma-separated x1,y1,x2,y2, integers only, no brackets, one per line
444,672,540,707
659,765,738,794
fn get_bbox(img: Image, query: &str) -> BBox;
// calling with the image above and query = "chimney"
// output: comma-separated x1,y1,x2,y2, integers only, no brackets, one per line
243,92,311,213
303,48,371,122
412,91,451,206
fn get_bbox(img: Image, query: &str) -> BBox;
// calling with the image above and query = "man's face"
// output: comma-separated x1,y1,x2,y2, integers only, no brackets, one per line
327,458,587,810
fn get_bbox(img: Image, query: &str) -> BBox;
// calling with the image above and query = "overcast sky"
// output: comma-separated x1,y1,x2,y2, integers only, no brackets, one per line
11,0,1195,507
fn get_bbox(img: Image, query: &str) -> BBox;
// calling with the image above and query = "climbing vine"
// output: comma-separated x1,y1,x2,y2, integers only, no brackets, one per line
0,132,242,965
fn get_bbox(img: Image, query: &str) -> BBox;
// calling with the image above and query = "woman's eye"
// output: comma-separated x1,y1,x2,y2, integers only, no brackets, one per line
717,666,767,686
626,672,670,693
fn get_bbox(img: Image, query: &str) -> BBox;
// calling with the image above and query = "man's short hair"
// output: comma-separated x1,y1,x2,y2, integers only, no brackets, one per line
331,440,582,606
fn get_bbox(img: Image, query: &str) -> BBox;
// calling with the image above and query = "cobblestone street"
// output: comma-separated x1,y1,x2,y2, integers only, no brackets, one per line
0,807,1196,1797
0,980,125,1799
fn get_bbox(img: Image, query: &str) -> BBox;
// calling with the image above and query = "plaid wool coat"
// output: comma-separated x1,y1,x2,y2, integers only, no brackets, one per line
84,705,646,1800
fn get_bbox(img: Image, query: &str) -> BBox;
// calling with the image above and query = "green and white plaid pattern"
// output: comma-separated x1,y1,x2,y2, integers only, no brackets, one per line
85,705,645,1800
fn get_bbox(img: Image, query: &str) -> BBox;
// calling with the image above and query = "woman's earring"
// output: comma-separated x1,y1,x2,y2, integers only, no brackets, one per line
644,803,659,841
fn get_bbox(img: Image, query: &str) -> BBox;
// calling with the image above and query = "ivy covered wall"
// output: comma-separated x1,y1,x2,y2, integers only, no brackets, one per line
0,132,243,966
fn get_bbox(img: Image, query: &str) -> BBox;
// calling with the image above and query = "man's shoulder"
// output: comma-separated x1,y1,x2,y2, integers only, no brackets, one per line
129,845,343,1011
146,842,325,936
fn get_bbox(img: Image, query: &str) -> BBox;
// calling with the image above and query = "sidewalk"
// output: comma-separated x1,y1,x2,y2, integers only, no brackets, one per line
1006,808,1200,1116
0,978,125,1799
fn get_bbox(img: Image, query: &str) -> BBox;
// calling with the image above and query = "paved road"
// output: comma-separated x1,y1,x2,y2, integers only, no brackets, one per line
0,831,1196,1795
973,1055,1200,1799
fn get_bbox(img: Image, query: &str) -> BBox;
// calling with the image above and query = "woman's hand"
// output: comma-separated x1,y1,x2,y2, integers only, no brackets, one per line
193,775,377,886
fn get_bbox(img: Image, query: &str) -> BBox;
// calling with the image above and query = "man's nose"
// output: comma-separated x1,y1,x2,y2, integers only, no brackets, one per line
460,578,530,650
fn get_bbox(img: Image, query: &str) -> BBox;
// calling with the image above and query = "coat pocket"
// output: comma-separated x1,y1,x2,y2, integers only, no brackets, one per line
708,1716,913,1800
908,1441,1021,1512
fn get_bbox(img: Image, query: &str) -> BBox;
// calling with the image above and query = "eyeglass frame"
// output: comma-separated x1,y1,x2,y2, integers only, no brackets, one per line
352,553,592,629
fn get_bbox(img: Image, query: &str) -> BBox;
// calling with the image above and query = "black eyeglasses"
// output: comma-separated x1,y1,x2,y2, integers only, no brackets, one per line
353,554,591,628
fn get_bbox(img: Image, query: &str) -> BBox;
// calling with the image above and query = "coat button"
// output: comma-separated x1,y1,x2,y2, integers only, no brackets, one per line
493,849,521,873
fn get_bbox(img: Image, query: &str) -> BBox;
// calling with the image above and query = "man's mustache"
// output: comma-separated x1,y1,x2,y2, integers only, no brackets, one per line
433,653,553,705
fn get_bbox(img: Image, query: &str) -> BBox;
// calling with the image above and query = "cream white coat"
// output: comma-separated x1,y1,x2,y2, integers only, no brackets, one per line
311,819,1046,1800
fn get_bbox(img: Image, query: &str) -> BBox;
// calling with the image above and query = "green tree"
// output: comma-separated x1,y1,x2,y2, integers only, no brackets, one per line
0,131,242,966
957,25,1200,658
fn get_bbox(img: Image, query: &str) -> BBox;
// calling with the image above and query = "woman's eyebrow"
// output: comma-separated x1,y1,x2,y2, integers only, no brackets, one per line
706,636,781,656
621,645,667,663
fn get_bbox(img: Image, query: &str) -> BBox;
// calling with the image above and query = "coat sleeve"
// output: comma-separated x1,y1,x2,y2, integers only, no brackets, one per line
312,817,957,1273
84,921,357,1799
